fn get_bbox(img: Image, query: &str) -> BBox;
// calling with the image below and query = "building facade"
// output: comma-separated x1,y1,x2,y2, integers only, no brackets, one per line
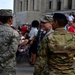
13,0,75,26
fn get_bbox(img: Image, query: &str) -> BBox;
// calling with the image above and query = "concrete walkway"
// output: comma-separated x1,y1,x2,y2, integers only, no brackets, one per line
16,61,34,75
16,67,34,75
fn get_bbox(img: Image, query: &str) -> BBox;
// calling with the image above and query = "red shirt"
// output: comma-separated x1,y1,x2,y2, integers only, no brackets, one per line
68,26,75,34
21,26,28,33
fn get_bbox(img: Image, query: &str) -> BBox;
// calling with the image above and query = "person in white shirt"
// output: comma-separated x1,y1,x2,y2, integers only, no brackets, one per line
68,13,74,25
29,27,38,41
28,20,39,65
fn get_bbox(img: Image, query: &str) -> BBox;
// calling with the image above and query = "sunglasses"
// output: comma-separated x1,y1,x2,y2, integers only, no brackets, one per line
41,21,48,24
73,22,75,24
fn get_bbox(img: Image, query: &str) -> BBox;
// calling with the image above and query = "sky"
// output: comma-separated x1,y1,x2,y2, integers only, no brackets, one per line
0,0,14,10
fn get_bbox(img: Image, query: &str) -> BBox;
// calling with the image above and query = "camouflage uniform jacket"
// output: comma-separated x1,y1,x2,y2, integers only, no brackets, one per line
34,28,75,75
34,29,54,75
0,24,19,75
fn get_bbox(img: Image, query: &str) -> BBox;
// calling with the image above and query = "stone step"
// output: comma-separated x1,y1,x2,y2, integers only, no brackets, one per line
16,61,34,75
16,67,34,75
16,67,34,72
16,71,33,75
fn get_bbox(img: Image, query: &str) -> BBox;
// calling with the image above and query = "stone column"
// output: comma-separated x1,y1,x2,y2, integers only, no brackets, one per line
31,0,34,11
13,0,16,13
24,0,27,11
34,0,37,11
52,0,57,11
18,0,22,12
39,0,42,12
24,0,26,11
28,0,31,11
41,0,46,12
15,0,20,12
22,0,25,11
44,0,46,12
24,1,26,11
30,0,33,11
62,0,68,10
18,0,20,12
72,0,75,9
61,0,63,10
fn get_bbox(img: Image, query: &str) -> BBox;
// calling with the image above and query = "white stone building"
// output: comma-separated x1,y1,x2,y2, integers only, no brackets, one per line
13,0,75,26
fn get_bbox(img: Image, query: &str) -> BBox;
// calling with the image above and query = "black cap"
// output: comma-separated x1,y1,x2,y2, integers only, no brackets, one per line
53,13,68,24
53,13,66,19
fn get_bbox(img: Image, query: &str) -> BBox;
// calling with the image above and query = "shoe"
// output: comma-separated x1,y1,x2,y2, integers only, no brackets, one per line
30,63,35,66
29,61,32,65
29,61,35,66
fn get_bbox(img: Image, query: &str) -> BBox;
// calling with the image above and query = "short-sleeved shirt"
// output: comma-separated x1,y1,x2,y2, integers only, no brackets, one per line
29,27,38,40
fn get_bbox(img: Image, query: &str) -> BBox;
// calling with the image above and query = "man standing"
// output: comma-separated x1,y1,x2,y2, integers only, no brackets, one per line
34,15,54,75
40,15,54,38
34,13,75,75
0,10,19,75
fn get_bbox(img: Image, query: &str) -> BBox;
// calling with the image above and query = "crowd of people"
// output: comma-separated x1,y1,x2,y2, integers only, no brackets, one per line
0,10,75,75
15,12,75,75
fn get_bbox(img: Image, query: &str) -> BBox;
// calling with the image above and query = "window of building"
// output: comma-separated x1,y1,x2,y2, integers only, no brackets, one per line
20,1,22,11
49,1,52,9
57,0,61,10
14,0,16,13
68,0,72,9
26,0,28,11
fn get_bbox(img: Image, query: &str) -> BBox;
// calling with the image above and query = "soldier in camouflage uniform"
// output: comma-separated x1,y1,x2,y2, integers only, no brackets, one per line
0,10,19,75
0,16,2,25
34,15,54,75
34,13,75,75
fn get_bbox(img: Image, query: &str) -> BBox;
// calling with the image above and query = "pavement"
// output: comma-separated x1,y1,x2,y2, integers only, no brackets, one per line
16,56,34,75
16,52,75,75
16,62,34,75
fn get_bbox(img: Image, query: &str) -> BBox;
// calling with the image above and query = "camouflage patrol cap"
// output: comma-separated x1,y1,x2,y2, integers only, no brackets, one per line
0,10,12,16
41,15,53,23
